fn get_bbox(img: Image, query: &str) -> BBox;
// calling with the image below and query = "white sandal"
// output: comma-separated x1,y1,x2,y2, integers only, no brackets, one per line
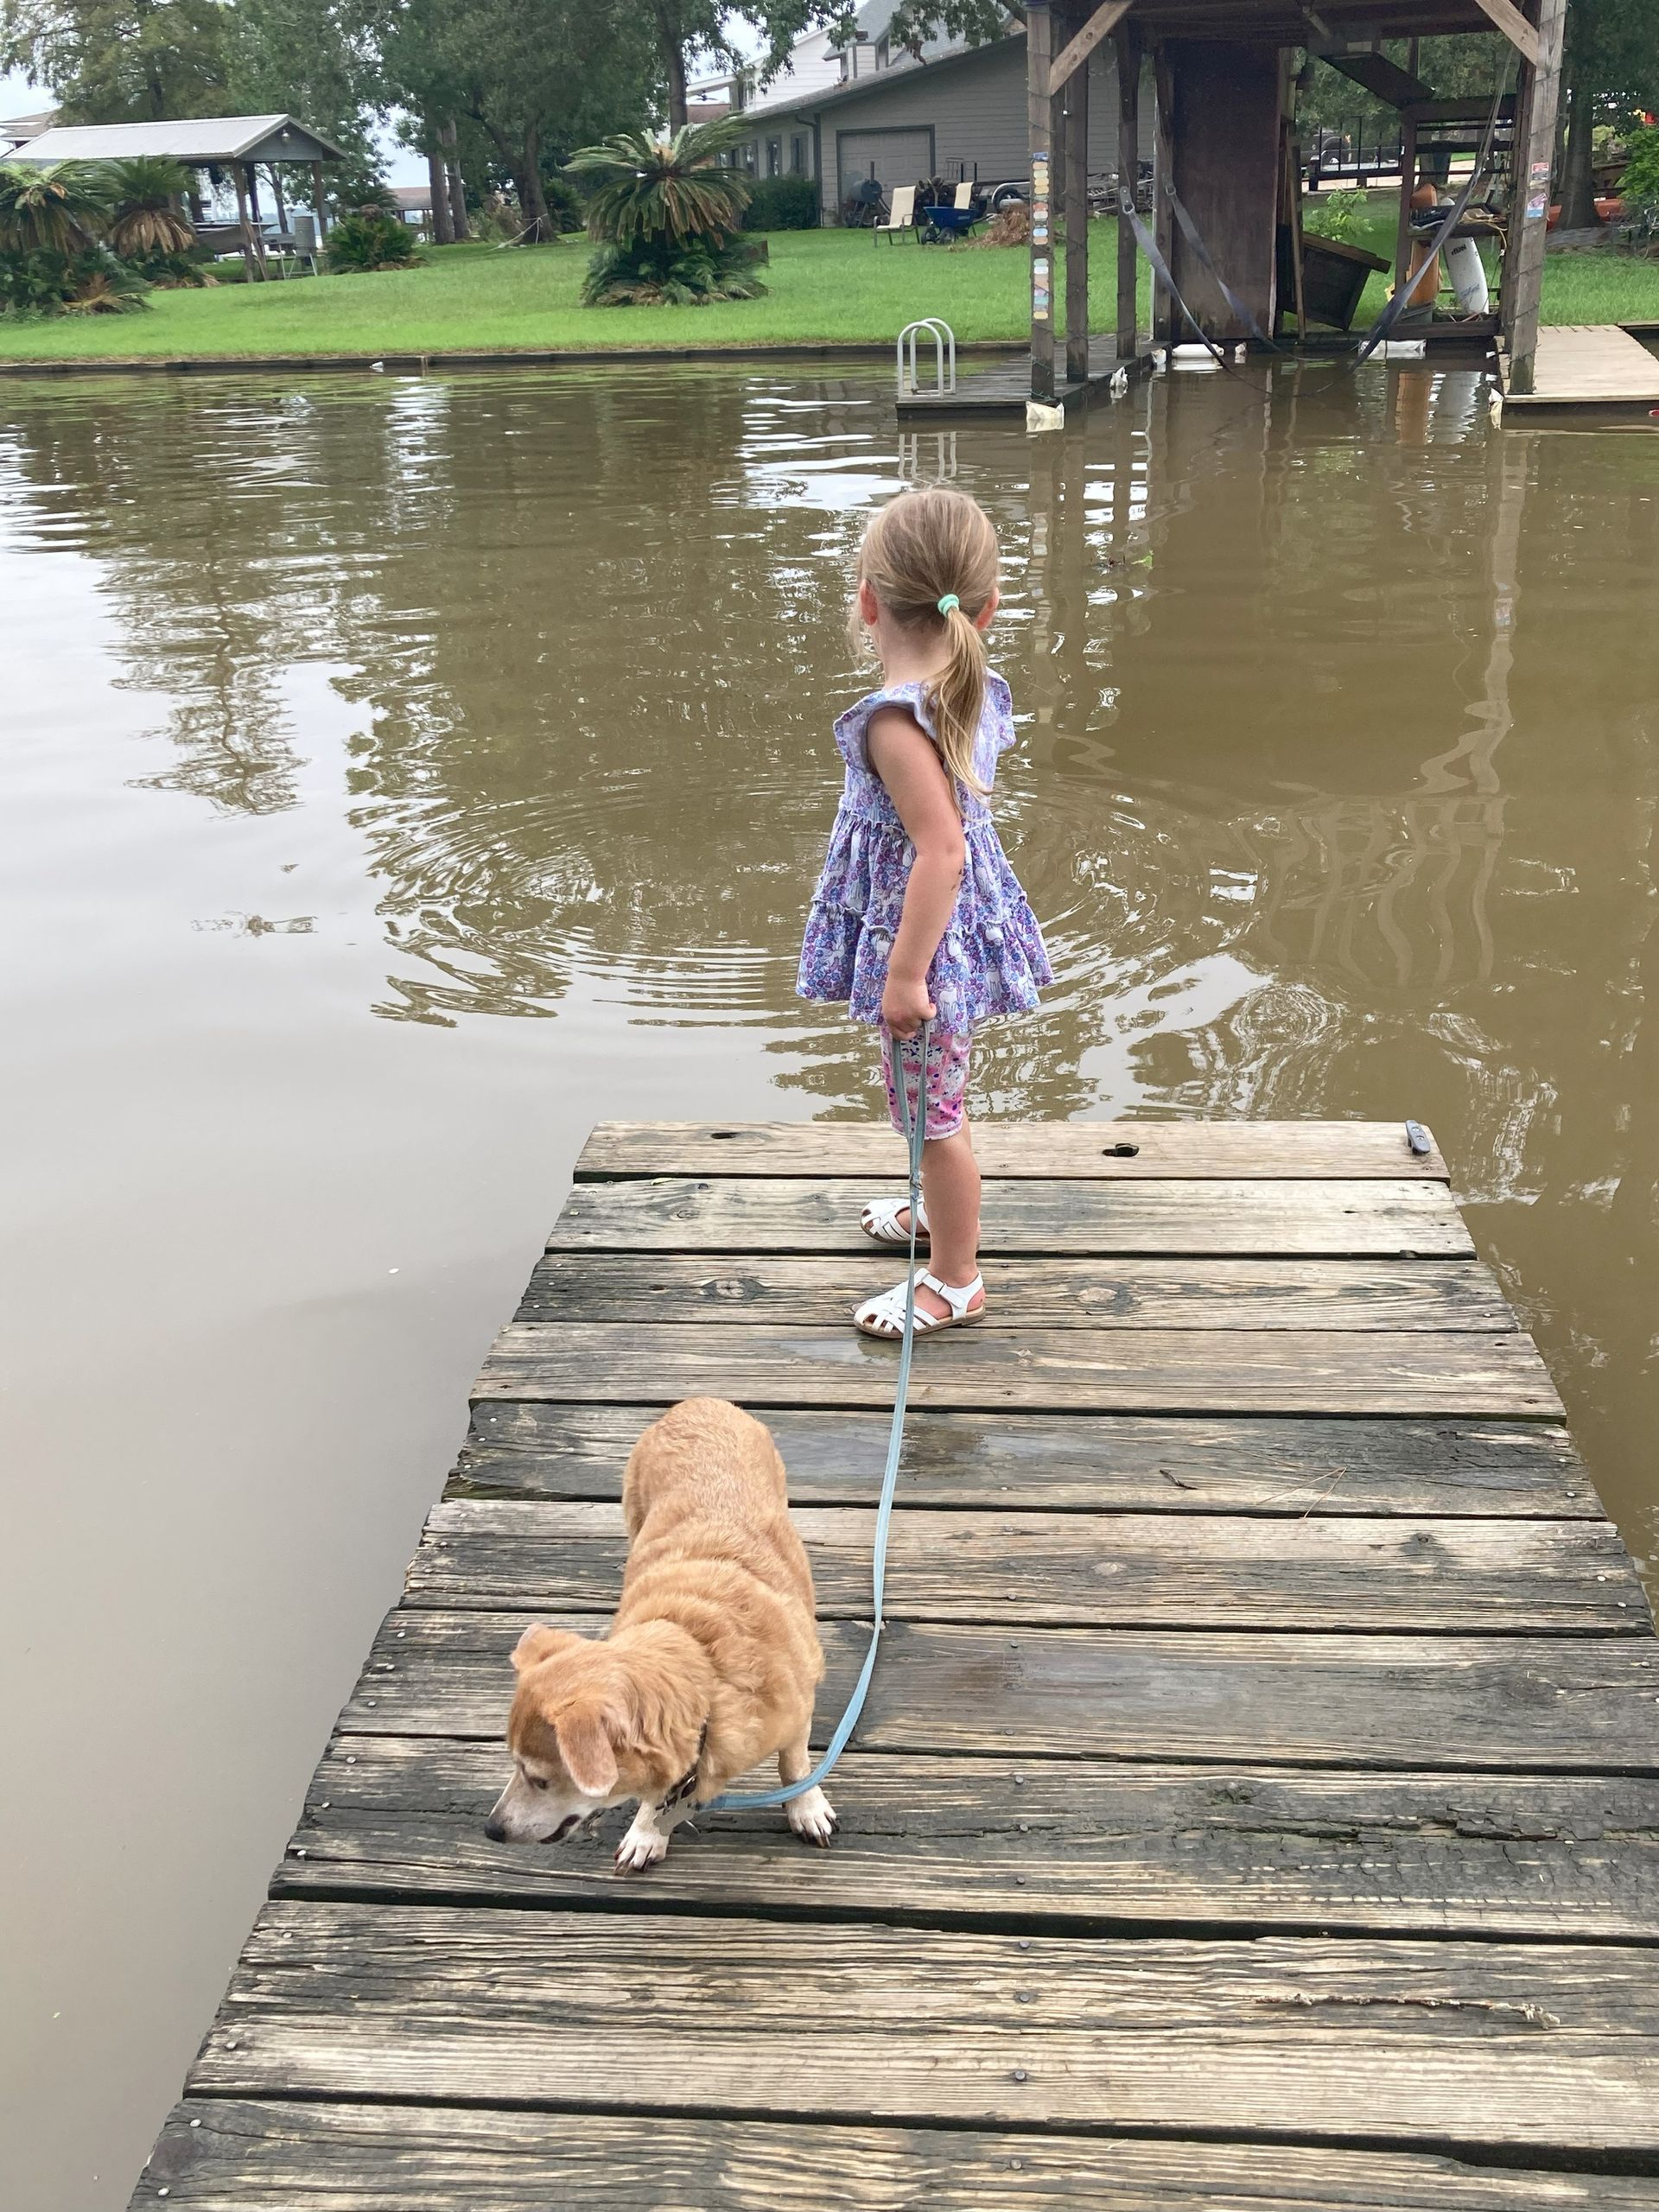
860,1194,929,1246
855,1268,984,1340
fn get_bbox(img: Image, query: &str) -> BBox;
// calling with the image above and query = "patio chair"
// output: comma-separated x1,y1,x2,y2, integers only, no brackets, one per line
874,185,916,245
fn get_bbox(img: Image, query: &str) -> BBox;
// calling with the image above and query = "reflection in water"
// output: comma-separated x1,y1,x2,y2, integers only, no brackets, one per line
5,351,1659,2212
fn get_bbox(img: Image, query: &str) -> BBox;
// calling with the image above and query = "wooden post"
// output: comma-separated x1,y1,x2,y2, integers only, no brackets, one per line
244,164,269,277
232,165,257,282
1284,122,1307,340
1028,0,1057,402
1152,48,1179,340
1393,112,1419,296
311,161,327,239
1116,23,1141,359
1505,0,1566,395
1064,24,1091,383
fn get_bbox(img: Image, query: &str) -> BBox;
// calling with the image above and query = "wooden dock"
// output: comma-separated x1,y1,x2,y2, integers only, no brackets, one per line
133,1120,1659,2209
897,337,1129,419
1499,322,1659,424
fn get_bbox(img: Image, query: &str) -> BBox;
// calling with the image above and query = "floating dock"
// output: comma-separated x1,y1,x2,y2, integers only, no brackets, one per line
134,1120,1659,2208
1499,322,1659,425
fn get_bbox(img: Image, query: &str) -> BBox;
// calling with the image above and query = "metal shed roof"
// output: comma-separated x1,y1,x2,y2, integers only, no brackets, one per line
13,114,347,165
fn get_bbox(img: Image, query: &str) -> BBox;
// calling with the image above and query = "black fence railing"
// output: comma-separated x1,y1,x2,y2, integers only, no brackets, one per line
1306,119,1407,189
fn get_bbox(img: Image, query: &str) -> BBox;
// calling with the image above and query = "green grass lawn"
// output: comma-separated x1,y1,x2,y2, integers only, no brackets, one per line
0,220,1654,365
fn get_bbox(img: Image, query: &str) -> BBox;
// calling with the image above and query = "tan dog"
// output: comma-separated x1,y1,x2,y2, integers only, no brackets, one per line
486,1397,836,1872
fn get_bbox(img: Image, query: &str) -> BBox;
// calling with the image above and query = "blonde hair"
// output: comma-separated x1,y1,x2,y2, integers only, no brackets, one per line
849,486,999,802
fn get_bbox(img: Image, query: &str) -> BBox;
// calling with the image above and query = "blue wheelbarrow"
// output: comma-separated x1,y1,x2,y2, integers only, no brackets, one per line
919,200,983,245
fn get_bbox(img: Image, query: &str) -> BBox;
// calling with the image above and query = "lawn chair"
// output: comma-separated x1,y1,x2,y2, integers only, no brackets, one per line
874,185,916,245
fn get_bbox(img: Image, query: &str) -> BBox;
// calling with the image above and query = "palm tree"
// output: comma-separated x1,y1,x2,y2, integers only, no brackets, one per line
565,118,752,248
0,163,113,256
106,157,196,260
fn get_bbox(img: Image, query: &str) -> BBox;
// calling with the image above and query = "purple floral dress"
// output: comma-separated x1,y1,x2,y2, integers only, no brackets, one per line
797,674,1052,1036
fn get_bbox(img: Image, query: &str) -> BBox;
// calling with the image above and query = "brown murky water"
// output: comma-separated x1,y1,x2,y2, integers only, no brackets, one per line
2,359,1656,2206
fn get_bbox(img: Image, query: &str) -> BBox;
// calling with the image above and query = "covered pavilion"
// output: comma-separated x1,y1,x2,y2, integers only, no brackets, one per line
14,114,348,279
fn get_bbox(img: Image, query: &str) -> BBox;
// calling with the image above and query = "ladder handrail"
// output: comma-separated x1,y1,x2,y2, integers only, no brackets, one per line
896,317,957,397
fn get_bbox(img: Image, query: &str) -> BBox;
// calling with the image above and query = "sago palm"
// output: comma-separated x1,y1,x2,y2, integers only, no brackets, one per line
107,157,196,258
566,118,752,247
0,162,113,254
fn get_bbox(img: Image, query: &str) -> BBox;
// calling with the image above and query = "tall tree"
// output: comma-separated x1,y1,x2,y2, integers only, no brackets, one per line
367,0,657,238
1556,0,1657,228
226,0,388,183
0,0,229,119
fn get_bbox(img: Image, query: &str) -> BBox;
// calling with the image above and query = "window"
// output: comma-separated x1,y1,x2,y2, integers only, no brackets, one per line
791,135,805,175
766,138,781,177
875,35,889,67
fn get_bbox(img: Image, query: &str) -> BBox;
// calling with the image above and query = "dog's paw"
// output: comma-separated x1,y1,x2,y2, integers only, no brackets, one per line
787,1785,838,1847
614,1817,669,1874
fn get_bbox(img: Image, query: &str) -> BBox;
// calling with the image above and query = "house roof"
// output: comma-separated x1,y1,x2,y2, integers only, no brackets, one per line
732,29,1020,130
14,114,348,166
0,109,56,146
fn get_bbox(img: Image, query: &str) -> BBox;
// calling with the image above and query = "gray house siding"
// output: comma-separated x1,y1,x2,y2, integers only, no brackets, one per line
734,39,1154,224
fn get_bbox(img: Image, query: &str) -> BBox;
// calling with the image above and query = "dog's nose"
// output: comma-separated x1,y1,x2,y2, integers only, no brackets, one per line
484,1819,507,1843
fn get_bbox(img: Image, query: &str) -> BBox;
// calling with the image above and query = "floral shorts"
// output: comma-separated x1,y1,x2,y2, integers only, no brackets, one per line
880,1027,973,1141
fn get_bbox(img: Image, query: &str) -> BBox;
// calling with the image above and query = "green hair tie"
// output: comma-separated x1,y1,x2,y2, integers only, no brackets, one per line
937,593,961,616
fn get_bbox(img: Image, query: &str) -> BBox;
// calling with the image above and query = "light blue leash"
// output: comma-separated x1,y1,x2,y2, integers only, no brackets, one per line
706,1016,931,1813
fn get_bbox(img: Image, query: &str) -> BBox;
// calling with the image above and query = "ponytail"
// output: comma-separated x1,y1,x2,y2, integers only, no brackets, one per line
925,604,989,802
851,486,1001,812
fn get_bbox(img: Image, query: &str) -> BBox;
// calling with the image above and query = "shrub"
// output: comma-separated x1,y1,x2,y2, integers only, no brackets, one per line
0,162,112,254
742,175,817,231
0,242,149,316
1620,126,1659,205
105,156,194,258
582,234,766,306
327,207,422,274
567,119,752,247
1303,187,1368,243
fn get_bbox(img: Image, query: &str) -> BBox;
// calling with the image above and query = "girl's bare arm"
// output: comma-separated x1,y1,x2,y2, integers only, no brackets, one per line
867,705,965,1038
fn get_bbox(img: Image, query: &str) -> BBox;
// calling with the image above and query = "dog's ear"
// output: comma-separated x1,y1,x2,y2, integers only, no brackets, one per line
512,1623,579,1674
555,1703,620,1797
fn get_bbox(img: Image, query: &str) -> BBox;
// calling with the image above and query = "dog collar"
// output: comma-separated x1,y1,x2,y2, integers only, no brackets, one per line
662,1719,709,1810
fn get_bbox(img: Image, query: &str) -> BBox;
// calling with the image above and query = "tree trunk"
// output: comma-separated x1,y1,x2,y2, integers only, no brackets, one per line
269,166,289,232
442,123,470,240
509,123,552,242
658,3,689,130
1556,72,1599,230
429,146,454,243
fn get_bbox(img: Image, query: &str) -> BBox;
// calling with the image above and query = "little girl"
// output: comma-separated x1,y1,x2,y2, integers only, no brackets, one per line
798,486,1051,1339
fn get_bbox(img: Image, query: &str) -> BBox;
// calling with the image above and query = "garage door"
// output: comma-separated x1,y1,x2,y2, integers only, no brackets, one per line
837,129,935,212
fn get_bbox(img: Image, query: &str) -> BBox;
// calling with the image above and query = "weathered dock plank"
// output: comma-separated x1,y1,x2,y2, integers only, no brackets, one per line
518,1253,1516,1329
456,1404,1601,1516
545,1175,1475,1256
574,1118,1452,1181
337,1609,1659,1769
410,1499,1644,1630
278,1738,1659,1943
128,1120,1659,2211
139,2101,1659,2212
192,1904,1659,2151
478,1321,1562,1417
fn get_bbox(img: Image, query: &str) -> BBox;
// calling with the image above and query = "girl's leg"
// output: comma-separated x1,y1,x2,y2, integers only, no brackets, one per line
918,1125,982,1320
884,1027,982,1324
